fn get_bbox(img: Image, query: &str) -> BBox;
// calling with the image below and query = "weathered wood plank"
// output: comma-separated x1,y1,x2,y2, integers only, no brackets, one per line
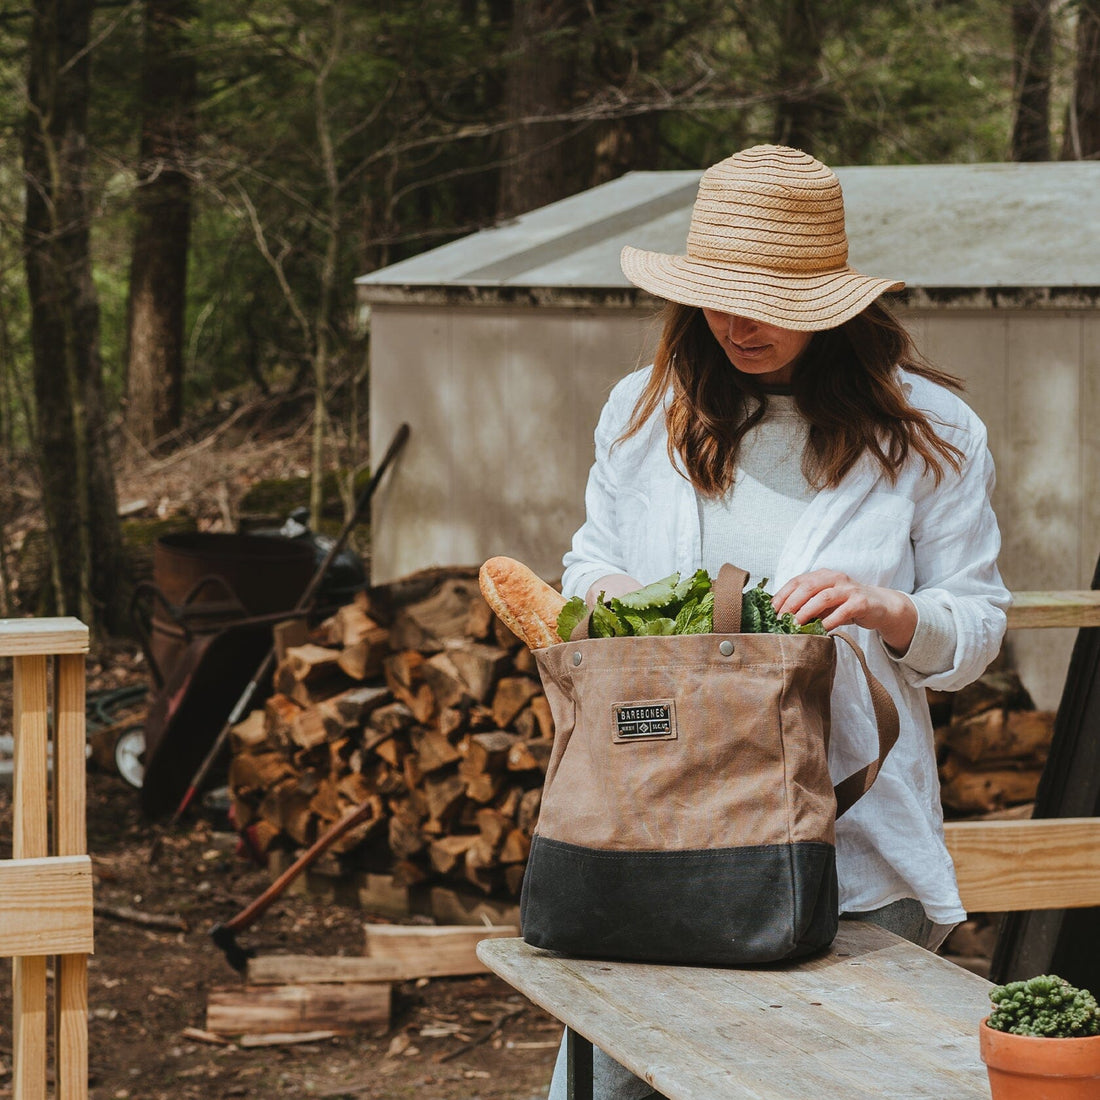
0,616,89,655
206,982,391,1036
13,654,49,860
1006,590,1100,630
55,653,87,857
478,926,992,1100
944,817,1100,911
56,954,89,1099
13,954,48,1100
55,655,91,1100
247,955,405,985
0,856,95,957
364,922,517,979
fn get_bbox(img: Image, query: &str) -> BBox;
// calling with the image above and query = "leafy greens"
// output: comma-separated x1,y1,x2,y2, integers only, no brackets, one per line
556,571,827,642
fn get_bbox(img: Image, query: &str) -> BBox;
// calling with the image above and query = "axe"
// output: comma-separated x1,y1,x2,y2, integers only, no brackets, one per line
210,798,378,972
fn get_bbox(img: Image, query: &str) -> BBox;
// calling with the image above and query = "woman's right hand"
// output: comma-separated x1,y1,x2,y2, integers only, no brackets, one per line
585,574,642,607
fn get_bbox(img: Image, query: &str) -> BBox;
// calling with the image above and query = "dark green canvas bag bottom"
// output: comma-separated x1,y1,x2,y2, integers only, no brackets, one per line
520,834,839,966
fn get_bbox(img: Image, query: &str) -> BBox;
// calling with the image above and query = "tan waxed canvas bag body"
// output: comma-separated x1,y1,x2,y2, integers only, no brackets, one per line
521,564,899,966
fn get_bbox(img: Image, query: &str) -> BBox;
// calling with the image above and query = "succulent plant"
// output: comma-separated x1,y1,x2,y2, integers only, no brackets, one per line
987,975,1100,1039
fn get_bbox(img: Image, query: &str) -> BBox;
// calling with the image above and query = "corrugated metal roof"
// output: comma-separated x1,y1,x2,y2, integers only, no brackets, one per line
357,161,1100,301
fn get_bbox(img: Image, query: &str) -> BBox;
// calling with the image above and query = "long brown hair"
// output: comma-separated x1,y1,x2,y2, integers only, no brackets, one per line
622,301,966,497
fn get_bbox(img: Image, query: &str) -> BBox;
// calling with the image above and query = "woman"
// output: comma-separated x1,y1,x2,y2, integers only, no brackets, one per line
548,145,1009,1100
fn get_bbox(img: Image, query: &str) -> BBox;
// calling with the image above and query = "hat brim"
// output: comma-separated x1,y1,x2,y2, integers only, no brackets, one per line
620,246,904,332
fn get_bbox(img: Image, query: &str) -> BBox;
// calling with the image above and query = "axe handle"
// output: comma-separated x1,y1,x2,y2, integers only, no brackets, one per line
224,800,377,935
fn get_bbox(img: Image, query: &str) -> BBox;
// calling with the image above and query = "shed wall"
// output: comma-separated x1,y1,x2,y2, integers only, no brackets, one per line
370,304,1100,709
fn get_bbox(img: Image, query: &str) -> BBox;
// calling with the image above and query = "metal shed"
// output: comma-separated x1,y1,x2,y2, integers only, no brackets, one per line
358,160,1100,709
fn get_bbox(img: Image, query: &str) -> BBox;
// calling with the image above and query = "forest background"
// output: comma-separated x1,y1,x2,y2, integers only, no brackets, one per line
1,0,1098,640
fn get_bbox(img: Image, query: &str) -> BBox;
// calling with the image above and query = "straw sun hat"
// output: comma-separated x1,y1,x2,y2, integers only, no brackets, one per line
620,144,904,331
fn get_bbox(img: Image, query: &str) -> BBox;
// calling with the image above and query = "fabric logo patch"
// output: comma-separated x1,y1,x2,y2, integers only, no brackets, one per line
612,700,677,742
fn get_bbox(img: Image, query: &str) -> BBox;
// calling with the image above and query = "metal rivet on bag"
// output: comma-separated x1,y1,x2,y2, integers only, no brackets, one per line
719,640,735,656
572,651,583,666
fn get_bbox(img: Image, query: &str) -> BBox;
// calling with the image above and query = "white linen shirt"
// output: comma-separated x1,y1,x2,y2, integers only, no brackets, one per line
561,366,1010,924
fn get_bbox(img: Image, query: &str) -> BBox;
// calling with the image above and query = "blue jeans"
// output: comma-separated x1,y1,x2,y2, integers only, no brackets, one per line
544,898,956,1100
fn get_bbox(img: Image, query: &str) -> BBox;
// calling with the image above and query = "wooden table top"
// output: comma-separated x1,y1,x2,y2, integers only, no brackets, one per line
478,923,994,1100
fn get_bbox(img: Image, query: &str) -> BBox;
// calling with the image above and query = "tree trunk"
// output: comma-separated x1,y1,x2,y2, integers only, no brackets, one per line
1061,0,1100,159
1011,0,1052,161
125,0,197,450
771,0,826,154
496,0,586,218
24,0,126,632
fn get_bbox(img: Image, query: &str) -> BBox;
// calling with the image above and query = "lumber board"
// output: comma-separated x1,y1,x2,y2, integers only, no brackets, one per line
478,927,993,1100
56,954,89,1099
0,856,96,956
363,922,517,979
0,616,89,656
55,653,88,856
206,981,391,1036
1005,590,1100,630
14,954,48,1100
13,654,49,860
944,817,1100,912
247,955,405,985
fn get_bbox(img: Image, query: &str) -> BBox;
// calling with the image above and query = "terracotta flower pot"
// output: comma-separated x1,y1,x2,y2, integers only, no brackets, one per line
980,1017,1100,1099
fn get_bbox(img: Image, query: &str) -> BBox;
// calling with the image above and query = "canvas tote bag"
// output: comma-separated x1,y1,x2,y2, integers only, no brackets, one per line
521,564,900,966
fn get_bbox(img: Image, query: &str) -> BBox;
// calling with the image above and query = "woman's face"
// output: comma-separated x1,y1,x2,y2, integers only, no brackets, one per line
702,310,813,385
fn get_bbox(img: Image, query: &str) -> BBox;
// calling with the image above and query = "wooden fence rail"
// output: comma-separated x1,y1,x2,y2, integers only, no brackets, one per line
0,618,92,1100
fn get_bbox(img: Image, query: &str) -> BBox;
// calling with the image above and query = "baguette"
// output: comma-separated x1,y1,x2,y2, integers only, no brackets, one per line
478,556,566,650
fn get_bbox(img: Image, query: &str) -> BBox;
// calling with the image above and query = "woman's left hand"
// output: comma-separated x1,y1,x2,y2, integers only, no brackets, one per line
771,569,918,654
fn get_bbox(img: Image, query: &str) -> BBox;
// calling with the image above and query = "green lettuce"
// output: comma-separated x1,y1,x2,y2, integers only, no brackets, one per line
555,571,826,642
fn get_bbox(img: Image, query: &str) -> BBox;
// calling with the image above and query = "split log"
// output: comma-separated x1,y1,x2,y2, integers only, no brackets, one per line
506,738,552,774
940,763,1045,815
206,982,391,1036
246,955,405,985
229,752,296,795
389,577,483,652
283,643,343,684
499,828,531,865
388,802,428,860
264,694,303,745
463,730,518,774
949,669,1034,721
422,772,466,823
320,685,392,737
429,834,478,875
230,709,270,753
944,708,1055,764
409,727,462,773
445,642,510,703
273,617,310,662
363,923,517,979
491,677,541,728
420,652,474,712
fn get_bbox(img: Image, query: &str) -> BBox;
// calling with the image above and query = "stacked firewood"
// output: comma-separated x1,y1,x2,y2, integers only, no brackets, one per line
227,569,552,899
933,669,1055,818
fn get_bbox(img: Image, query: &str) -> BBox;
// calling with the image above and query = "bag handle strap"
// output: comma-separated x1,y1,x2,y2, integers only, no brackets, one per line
829,631,900,817
713,564,750,634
